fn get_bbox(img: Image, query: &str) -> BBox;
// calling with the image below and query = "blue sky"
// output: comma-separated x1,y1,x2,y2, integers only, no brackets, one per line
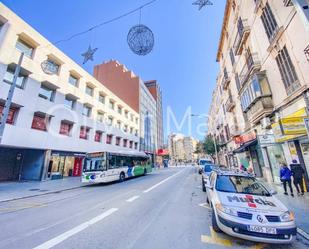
2,0,225,141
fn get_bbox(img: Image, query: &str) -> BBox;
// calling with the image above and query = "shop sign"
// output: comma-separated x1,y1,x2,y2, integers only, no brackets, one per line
234,131,256,145
157,149,169,156
272,108,309,143
258,134,275,146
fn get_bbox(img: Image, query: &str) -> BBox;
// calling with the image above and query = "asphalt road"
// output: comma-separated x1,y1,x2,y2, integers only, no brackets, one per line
1,166,308,249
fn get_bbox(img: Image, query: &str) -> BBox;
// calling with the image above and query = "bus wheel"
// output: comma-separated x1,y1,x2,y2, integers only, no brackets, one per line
119,172,125,182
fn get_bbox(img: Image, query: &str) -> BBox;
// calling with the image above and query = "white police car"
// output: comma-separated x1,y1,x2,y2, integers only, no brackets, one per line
205,170,296,244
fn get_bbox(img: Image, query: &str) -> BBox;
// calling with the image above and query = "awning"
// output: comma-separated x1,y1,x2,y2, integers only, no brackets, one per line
233,139,257,154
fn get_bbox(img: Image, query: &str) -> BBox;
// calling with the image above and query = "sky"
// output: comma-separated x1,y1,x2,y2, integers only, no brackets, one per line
2,0,226,141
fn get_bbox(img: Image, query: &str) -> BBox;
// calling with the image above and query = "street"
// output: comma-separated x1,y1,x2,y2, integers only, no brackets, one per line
1,167,308,249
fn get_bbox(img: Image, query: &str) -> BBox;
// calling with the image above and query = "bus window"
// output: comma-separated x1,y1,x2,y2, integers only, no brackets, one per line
108,155,117,169
83,158,105,172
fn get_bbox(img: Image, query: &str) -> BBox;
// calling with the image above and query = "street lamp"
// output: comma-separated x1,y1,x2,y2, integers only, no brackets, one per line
190,114,218,163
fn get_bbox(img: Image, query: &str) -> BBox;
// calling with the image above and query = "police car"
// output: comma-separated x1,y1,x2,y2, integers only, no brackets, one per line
205,170,296,244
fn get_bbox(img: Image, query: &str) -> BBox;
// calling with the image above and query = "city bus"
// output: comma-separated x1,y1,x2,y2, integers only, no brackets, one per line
81,151,152,183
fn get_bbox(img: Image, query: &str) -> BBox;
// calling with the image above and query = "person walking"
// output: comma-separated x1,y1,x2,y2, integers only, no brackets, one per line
290,160,305,196
280,163,294,197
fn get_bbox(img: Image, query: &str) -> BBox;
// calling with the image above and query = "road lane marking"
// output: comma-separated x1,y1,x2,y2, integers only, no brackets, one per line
33,208,118,249
126,195,140,202
201,227,232,247
143,169,186,193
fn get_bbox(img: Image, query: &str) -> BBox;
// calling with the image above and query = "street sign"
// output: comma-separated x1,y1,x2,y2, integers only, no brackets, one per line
258,134,275,146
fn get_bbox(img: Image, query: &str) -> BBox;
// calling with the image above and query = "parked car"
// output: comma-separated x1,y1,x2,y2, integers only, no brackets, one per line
205,170,296,244
201,164,219,192
198,158,213,174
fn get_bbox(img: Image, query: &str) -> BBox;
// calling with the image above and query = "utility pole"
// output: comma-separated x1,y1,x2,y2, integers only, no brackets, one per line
0,52,24,144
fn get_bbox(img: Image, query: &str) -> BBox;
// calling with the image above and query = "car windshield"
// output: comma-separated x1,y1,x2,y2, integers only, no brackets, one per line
215,175,270,196
199,159,212,165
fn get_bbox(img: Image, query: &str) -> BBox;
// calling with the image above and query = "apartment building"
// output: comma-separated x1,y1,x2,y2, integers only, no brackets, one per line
168,134,198,163
94,60,161,163
208,0,309,186
0,4,140,181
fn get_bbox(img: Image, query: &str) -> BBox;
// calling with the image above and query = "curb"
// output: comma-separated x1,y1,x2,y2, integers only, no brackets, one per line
297,228,309,241
0,185,87,203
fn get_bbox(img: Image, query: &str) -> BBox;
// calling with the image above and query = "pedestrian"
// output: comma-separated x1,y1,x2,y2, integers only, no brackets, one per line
280,163,294,197
290,159,305,196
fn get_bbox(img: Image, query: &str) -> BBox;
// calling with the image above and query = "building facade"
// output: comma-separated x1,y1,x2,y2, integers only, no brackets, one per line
168,134,198,163
208,0,309,187
93,60,160,163
0,4,140,181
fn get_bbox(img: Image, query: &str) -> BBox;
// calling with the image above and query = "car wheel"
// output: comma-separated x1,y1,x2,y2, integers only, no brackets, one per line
202,178,206,192
119,172,125,182
212,207,222,233
198,169,202,174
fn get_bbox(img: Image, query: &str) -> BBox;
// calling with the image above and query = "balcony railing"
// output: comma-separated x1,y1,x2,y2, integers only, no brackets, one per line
222,74,231,90
246,96,274,124
283,0,293,6
225,95,235,112
233,18,250,55
239,53,261,88
305,44,309,62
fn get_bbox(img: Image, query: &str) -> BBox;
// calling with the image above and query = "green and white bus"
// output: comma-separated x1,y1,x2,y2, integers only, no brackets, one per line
82,151,152,183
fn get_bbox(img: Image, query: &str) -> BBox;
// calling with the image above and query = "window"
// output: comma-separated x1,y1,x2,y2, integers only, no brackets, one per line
135,129,139,136
15,38,34,58
116,137,121,146
229,49,235,66
134,142,138,150
31,113,49,131
59,121,72,136
98,94,105,104
130,114,134,122
261,2,278,41
82,105,92,117
80,127,90,140
130,127,133,134
69,74,79,87
38,84,55,101
3,68,27,89
123,139,128,147
0,105,18,125
276,46,299,95
235,73,241,91
108,116,113,126
64,96,76,110
85,85,94,96
125,110,129,118
106,134,113,144
109,100,114,110
95,131,102,142
97,111,104,123
117,121,121,129
124,125,128,133
117,106,122,114
135,117,138,124
129,141,133,149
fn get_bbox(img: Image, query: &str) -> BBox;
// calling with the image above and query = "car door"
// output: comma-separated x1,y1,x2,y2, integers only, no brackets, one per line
206,172,217,203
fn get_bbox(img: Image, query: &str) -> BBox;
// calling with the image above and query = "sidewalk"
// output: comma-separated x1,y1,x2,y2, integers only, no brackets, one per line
0,177,88,202
263,181,309,238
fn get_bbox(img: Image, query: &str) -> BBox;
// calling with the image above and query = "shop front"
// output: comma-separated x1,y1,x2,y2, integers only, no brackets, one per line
48,151,85,180
233,130,264,177
271,107,309,190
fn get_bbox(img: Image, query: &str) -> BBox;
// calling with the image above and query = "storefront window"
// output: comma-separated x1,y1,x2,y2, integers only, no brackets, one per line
266,144,287,183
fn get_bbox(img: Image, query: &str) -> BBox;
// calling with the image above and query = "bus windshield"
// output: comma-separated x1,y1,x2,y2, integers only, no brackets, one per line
83,157,106,172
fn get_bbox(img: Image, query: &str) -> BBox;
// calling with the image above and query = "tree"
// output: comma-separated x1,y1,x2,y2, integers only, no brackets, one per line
203,136,216,157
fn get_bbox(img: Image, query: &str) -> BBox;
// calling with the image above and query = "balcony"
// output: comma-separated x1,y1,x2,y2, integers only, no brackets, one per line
233,18,250,55
222,74,231,90
229,125,241,137
246,96,274,124
225,95,235,112
283,0,293,6
305,44,309,62
239,53,261,88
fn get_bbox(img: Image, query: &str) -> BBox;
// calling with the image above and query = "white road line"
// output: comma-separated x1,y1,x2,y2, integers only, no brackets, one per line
143,169,186,193
33,208,118,249
126,195,140,202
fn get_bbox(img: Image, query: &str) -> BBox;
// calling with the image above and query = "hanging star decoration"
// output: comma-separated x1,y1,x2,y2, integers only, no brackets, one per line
81,46,98,64
192,0,213,11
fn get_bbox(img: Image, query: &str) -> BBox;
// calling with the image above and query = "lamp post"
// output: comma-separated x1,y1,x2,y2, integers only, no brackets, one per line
191,114,218,164
0,52,24,144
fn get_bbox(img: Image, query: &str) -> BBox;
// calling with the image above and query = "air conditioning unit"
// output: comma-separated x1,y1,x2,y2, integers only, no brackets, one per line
261,117,271,129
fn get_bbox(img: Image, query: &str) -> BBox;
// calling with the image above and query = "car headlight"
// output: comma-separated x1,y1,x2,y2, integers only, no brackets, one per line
215,203,238,217
280,211,294,222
